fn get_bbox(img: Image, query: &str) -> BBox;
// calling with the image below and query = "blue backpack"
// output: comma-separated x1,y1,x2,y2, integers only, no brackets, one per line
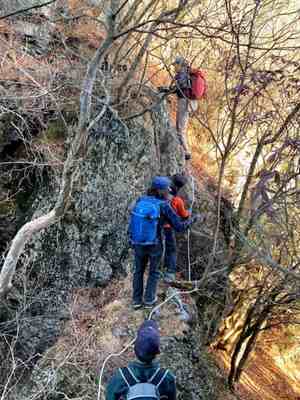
129,196,166,245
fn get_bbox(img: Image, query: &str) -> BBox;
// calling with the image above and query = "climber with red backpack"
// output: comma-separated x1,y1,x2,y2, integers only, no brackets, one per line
172,56,207,161
106,320,176,400
159,56,207,161
128,176,199,310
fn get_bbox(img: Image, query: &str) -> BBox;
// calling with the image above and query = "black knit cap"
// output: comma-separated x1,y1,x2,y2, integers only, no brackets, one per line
171,174,188,189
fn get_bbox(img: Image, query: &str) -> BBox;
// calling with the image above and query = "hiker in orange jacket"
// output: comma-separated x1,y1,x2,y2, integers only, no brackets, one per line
164,174,190,283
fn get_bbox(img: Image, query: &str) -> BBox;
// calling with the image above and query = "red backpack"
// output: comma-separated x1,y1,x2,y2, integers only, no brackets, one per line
186,68,207,100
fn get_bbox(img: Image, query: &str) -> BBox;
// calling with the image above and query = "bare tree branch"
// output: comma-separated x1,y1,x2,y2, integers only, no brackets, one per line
0,0,57,20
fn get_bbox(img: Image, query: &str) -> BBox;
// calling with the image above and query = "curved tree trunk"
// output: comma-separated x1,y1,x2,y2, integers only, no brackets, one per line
0,211,56,297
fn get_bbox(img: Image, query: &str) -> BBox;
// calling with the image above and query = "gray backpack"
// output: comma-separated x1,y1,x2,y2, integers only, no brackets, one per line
119,367,168,400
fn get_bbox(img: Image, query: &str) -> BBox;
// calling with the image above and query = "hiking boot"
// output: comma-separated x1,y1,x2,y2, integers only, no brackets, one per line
144,297,158,309
164,272,176,283
132,303,143,310
185,153,191,161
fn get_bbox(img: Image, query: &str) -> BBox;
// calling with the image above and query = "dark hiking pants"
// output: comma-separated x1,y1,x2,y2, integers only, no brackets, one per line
132,244,163,304
164,228,177,274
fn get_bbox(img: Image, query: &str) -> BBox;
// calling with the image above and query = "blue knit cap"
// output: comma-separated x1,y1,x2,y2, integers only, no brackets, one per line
134,320,160,363
151,176,171,190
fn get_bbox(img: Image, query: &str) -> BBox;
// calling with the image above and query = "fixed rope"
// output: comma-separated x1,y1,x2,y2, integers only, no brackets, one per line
187,175,195,281
97,337,136,400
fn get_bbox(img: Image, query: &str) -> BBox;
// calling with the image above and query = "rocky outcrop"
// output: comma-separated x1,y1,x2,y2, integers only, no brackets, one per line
0,0,68,55
0,99,184,376
0,74,229,400
28,99,184,294
0,90,231,399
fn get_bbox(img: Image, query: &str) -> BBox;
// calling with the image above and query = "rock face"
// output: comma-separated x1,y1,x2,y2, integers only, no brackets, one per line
1,94,229,394
29,99,184,294
2,99,184,373
0,114,27,254
0,89,232,399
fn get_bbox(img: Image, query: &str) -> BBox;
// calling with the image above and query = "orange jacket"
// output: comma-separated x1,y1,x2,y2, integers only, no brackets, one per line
171,196,190,218
165,195,190,229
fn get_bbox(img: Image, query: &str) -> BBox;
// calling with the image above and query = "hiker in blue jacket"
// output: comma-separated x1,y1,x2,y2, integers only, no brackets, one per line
106,320,176,400
129,176,198,310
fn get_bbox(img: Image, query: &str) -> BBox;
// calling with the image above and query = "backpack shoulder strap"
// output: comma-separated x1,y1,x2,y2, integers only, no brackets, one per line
148,368,169,388
119,367,140,388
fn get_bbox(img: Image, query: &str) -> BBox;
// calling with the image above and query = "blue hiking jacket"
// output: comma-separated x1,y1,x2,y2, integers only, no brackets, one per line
106,360,176,400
